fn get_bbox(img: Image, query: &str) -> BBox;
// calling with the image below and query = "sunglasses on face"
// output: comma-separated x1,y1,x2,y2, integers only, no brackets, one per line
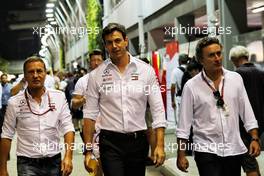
213,90,224,108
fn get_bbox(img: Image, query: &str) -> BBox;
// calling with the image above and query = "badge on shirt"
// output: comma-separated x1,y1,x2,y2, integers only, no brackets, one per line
131,72,139,81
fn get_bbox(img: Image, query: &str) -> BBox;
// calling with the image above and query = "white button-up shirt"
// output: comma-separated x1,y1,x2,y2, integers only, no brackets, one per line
171,66,185,91
177,69,258,157
83,54,166,133
73,74,90,96
1,89,74,158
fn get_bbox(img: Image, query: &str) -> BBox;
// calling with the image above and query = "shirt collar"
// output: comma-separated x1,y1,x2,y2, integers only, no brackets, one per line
104,53,138,71
201,67,227,83
25,88,48,101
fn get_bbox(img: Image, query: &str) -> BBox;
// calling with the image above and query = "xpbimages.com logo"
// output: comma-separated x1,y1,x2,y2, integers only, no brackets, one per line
164,24,232,37
32,26,99,37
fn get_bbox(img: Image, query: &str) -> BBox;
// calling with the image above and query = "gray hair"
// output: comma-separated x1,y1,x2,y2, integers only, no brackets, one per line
229,45,249,61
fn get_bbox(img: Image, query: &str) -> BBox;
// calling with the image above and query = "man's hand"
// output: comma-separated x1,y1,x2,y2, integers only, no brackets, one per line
61,156,73,176
84,153,98,174
249,140,261,157
172,101,176,109
176,153,189,172
153,146,165,167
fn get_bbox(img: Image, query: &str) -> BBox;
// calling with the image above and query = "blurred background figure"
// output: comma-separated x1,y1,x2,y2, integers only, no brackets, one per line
230,45,264,176
170,54,189,126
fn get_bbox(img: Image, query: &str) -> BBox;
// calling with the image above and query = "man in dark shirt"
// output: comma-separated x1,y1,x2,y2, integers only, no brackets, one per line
230,45,264,176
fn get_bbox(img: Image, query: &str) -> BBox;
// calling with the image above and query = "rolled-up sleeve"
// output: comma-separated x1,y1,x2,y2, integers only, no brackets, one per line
238,77,258,132
83,72,100,121
1,100,16,139
147,68,166,129
58,95,75,135
72,78,83,95
176,83,194,140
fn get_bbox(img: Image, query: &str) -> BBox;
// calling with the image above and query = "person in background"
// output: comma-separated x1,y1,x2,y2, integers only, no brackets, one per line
230,45,264,176
0,56,75,176
171,54,189,125
71,49,104,176
176,37,260,176
1,74,12,116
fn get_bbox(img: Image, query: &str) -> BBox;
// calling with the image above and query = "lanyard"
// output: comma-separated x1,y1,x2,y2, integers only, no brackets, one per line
24,90,55,116
201,71,224,97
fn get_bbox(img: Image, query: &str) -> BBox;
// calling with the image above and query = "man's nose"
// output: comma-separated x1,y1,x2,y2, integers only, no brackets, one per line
112,42,117,48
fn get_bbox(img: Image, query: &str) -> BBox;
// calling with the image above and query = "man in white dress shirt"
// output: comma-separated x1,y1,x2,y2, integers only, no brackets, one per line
83,23,167,176
0,56,75,176
176,37,261,176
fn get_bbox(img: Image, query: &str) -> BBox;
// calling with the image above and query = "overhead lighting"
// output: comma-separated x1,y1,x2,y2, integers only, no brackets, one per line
46,14,54,18
47,18,55,21
46,3,55,8
50,21,57,25
46,9,54,13
252,6,264,13
45,24,52,28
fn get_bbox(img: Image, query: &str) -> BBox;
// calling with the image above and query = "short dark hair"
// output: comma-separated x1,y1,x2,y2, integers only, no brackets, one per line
102,23,127,43
186,58,203,72
89,49,103,59
195,37,222,62
140,57,150,64
178,54,189,64
23,56,46,74
1,73,8,79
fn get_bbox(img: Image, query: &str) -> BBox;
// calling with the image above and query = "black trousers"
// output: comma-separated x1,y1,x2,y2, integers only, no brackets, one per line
99,130,149,176
194,151,242,176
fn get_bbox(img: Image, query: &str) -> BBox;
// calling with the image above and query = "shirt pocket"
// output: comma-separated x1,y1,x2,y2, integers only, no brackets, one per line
126,80,146,99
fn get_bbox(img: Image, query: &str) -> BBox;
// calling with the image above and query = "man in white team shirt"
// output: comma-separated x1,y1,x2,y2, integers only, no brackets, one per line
71,49,103,176
0,56,75,176
176,37,260,176
83,23,166,176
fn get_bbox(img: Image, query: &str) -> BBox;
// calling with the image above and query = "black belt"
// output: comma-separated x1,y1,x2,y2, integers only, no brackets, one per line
100,129,146,139
17,153,61,163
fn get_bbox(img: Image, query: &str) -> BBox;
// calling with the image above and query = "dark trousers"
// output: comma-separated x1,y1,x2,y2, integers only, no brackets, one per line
194,151,242,176
17,153,61,176
99,130,149,176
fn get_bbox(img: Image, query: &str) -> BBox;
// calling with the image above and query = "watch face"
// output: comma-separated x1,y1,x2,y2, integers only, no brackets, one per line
251,138,260,143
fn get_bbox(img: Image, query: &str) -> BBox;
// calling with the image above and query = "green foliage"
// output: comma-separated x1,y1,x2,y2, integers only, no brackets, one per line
86,0,102,52
59,47,65,69
0,57,9,72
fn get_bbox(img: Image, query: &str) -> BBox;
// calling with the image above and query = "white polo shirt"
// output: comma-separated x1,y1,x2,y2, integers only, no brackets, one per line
177,69,258,157
83,54,167,133
73,74,90,96
1,89,74,158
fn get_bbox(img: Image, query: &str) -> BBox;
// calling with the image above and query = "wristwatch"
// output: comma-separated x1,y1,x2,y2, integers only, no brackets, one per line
251,137,260,144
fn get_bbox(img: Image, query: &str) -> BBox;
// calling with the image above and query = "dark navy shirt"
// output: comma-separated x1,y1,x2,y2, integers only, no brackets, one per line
236,63,264,136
